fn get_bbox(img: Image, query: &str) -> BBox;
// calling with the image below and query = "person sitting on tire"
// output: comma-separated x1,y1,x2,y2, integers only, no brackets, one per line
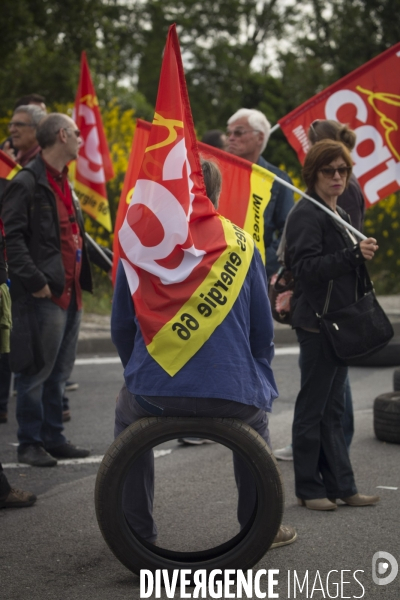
111,159,297,549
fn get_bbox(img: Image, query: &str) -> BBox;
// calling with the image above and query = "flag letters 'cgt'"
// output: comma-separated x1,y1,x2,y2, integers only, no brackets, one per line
278,42,400,207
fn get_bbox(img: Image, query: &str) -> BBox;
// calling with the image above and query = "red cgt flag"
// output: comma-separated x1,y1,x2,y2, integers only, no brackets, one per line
112,119,274,282
118,25,254,376
71,51,114,231
278,42,400,208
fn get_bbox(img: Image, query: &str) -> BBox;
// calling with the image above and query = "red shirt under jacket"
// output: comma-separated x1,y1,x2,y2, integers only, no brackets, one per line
44,159,83,310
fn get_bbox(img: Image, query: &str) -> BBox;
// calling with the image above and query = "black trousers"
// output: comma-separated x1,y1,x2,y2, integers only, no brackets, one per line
293,329,357,500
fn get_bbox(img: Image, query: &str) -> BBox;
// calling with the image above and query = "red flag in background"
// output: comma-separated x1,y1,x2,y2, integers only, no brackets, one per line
278,42,400,208
113,119,274,280
0,150,21,181
71,52,114,231
117,25,254,376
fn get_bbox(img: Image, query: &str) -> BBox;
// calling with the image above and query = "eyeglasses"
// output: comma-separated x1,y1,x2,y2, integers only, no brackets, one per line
319,166,351,178
226,128,259,138
8,121,35,129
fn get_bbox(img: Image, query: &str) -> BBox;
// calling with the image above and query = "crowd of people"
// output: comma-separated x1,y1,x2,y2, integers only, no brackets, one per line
0,100,380,552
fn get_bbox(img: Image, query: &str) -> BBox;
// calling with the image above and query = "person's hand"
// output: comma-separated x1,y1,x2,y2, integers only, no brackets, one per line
359,238,378,261
32,284,52,298
2,141,16,161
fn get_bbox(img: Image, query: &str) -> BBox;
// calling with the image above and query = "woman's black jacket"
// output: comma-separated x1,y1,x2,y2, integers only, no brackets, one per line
285,193,368,331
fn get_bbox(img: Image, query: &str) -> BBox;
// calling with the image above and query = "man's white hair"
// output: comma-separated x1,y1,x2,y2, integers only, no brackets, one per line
227,108,271,153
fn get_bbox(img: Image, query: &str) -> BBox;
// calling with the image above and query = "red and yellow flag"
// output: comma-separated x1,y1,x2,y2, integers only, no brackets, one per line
113,119,274,278
278,42,400,208
0,150,21,180
118,25,254,376
70,51,114,231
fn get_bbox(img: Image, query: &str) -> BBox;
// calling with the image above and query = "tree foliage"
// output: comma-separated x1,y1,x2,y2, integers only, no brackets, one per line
1,0,399,294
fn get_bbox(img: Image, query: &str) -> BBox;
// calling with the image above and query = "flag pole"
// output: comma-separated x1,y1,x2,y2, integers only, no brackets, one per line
85,232,113,268
272,174,367,241
269,123,281,134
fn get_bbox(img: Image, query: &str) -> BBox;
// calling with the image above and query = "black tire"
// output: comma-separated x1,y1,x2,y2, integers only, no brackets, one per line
394,368,400,391
348,336,400,367
373,392,400,444
95,417,284,577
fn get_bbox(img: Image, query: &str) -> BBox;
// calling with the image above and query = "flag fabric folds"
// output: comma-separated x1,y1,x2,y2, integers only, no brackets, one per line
71,51,114,231
0,150,21,181
278,42,400,208
0,150,21,198
118,25,254,376
113,119,275,277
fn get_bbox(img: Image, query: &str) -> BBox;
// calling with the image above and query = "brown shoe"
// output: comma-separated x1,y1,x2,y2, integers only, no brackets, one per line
298,498,337,511
332,493,380,507
270,525,297,549
1,487,37,508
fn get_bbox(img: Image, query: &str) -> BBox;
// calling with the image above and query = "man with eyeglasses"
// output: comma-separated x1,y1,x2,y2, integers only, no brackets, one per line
3,104,46,167
227,109,294,277
1,113,110,466
1,94,47,162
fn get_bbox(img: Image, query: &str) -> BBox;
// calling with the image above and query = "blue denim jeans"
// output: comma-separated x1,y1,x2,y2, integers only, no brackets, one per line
114,385,271,542
293,329,357,500
16,295,81,448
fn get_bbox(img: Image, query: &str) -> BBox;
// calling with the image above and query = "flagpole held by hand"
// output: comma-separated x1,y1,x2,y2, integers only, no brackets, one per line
85,232,113,269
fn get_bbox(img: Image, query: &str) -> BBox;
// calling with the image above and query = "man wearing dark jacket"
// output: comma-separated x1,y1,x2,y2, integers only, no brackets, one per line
227,108,294,277
1,113,106,466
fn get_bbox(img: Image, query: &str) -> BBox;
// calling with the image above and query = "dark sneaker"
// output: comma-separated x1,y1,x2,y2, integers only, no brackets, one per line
270,525,297,549
18,445,57,467
1,487,37,508
46,443,90,459
65,381,79,392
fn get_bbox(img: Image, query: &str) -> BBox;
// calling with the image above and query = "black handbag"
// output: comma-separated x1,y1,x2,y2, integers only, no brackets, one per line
319,279,394,362
268,266,294,325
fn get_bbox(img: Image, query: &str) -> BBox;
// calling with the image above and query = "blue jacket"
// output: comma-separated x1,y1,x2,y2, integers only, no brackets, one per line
111,249,278,412
257,156,294,277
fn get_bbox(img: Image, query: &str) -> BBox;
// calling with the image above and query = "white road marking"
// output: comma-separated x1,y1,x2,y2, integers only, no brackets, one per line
275,346,300,355
73,347,300,366
3,448,172,469
75,356,121,365
376,486,398,490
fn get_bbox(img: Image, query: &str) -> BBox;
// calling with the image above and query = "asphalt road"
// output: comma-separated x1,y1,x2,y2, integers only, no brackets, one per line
1,350,399,600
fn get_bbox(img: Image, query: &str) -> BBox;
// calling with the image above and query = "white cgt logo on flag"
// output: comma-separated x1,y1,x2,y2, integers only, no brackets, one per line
119,137,205,293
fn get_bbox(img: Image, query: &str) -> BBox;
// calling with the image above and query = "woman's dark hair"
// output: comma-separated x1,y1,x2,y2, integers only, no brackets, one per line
302,140,353,191
308,119,356,151
201,159,222,208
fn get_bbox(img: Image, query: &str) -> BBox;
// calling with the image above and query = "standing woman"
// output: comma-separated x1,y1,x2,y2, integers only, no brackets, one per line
308,119,366,448
286,140,379,510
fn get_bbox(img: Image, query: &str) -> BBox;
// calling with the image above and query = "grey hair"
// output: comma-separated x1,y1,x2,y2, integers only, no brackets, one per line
227,108,271,153
36,113,73,149
201,159,222,208
13,104,46,129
